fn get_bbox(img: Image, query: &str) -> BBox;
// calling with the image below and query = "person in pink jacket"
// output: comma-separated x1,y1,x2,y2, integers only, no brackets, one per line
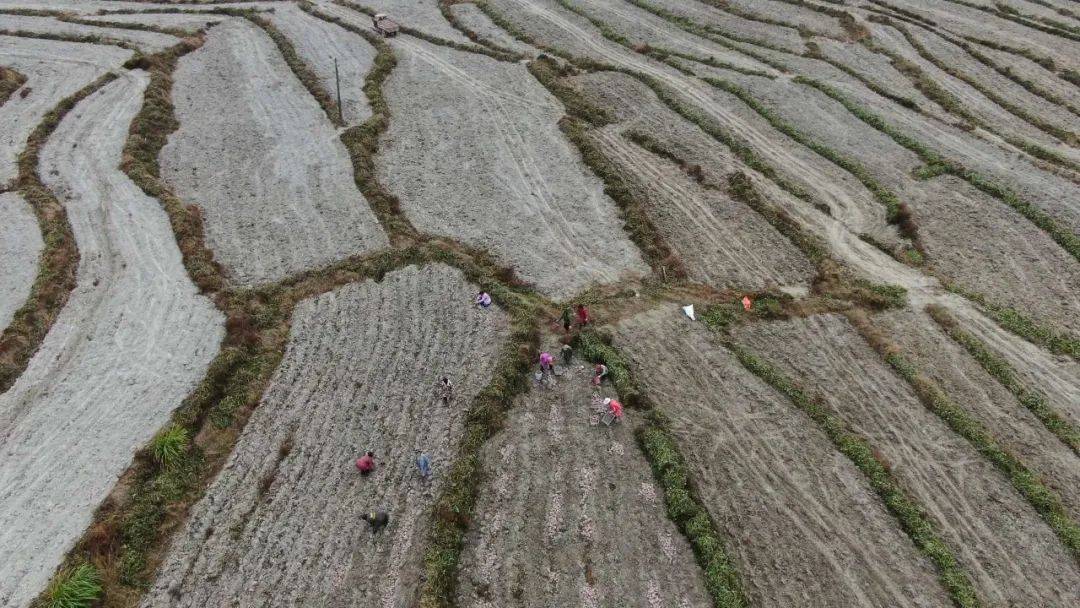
539,351,555,376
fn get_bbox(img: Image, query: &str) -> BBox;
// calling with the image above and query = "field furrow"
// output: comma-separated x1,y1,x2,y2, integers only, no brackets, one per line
376,35,646,298
457,335,711,608
0,192,41,332
731,313,1080,607
0,72,224,608
141,264,509,607
162,18,387,286
615,309,951,608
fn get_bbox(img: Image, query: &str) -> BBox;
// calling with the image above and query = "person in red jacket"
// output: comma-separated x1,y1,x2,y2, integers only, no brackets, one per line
356,451,375,476
576,303,590,326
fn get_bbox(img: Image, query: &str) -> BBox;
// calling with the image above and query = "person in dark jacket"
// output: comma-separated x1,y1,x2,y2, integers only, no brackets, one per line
362,510,389,534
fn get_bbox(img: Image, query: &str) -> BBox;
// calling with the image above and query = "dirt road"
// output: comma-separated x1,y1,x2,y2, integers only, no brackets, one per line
0,72,223,608
142,264,509,608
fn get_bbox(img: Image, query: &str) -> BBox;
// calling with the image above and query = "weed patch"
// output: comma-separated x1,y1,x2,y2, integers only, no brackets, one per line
0,66,27,106
44,563,102,608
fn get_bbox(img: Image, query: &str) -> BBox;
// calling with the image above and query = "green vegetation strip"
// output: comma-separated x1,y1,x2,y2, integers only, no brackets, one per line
574,331,748,608
944,284,1080,361
719,339,981,608
927,305,1080,455
796,76,1080,263
848,313,1080,561
0,73,116,393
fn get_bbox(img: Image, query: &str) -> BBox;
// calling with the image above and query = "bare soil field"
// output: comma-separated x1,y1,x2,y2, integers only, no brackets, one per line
162,18,387,286
614,308,951,608
448,2,540,56
0,35,130,184
0,73,223,608
0,193,41,333
457,335,711,608
142,264,508,608
0,14,181,53
731,314,1080,607
313,0,472,43
266,3,374,125
376,35,647,298
78,12,227,32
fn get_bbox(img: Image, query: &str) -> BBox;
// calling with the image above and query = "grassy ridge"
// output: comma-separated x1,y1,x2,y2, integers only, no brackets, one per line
0,66,27,106
0,73,117,393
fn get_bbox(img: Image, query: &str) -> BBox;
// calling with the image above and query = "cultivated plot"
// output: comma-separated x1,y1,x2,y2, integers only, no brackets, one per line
731,314,1080,607
0,192,41,332
614,309,951,608
313,0,472,43
143,264,509,608
0,73,224,608
162,18,387,286
449,2,540,56
377,36,647,298
0,14,181,53
457,339,711,608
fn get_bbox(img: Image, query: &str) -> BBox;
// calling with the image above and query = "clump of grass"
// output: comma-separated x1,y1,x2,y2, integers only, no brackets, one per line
149,426,189,468
0,65,27,106
722,341,981,608
44,563,102,608
927,305,1080,454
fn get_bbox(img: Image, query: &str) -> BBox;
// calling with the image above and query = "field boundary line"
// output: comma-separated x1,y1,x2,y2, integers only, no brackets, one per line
926,304,1080,455
0,73,116,393
847,309,1080,563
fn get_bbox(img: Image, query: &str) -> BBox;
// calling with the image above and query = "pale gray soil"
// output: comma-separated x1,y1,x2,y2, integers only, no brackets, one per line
376,35,646,298
78,12,227,32
615,308,951,608
312,0,472,43
731,314,1080,607
457,334,711,608
637,0,806,53
0,14,181,53
162,19,387,286
588,126,815,290
970,42,1080,109
0,73,223,608
267,3,374,125
0,35,131,184
879,308,1080,521
726,0,849,39
0,192,41,332
142,264,509,608
449,2,540,56
0,0,285,11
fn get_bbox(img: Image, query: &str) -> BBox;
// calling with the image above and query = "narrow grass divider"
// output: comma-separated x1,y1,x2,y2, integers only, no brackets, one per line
43,562,103,608
926,305,1080,455
0,66,27,107
435,0,530,59
0,28,137,50
718,338,981,608
847,311,1080,561
936,0,1080,41
0,73,116,393
573,330,749,608
796,76,1080,263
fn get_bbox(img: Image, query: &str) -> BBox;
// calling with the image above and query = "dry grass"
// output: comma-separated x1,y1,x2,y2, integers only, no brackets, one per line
0,66,27,107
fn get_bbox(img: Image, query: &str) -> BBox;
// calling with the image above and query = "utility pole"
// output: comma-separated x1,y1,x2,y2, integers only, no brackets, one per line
334,57,343,124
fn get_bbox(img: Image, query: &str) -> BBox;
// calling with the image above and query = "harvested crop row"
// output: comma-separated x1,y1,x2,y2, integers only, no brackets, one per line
614,308,952,608
456,338,711,607
375,35,647,298
0,13,181,52
0,72,223,608
162,18,387,286
142,264,509,607
731,313,1080,607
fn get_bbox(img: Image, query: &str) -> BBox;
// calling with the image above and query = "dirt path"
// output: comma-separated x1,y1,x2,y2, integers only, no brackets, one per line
267,3,374,126
880,309,1080,521
376,35,647,298
731,314,1080,607
0,192,42,333
614,308,951,608
0,14,181,53
0,35,130,184
162,18,387,286
0,73,224,608
141,264,509,608
457,334,711,608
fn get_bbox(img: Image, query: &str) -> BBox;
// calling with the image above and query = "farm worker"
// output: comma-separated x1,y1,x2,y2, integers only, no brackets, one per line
361,510,389,534
439,376,453,404
416,451,432,480
742,295,752,311
576,303,590,326
561,343,573,365
539,351,555,375
605,397,624,419
592,363,608,386
356,451,375,476
561,307,573,332
475,291,492,308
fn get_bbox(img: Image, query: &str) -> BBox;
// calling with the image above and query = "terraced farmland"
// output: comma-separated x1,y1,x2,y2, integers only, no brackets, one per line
0,1,1077,608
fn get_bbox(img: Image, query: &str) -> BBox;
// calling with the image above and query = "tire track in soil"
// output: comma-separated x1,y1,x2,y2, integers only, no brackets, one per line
375,34,646,299
0,72,224,608
456,336,712,608
731,313,1080,607
141,264,510,608
614,309,952,608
